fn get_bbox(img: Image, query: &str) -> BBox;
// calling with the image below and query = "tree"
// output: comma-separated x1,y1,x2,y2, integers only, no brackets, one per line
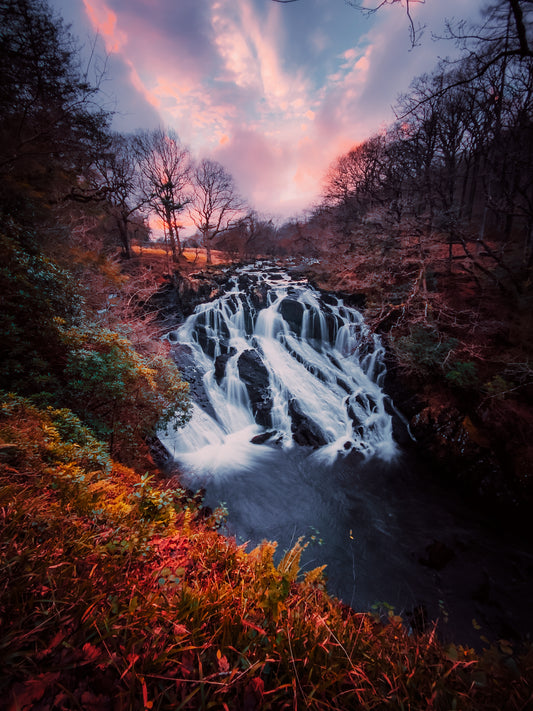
90,133,147,259
189,159,245,265
0,0,109,216
272,0,426,46
273,1,533,78
134,128,192,261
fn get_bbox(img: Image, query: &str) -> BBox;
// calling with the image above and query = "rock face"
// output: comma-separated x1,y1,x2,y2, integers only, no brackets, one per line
279,298,304,335
237,349,273,428
168,343,217,420
410,403,519,516
214,349,236,385
288,398,328,448
147,270,233,329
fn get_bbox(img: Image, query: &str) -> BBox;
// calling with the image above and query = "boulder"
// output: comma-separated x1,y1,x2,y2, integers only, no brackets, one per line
237,350,273,428
288,398,328,448
279,298,304,335
214,348,237,385
250,431,277,445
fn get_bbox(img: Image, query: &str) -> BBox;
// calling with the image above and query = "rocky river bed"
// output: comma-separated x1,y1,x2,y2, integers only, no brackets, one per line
151,261,533,650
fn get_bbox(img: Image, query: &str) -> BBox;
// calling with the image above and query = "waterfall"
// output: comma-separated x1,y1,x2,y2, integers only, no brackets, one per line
155,264,533,647
159,264,397,472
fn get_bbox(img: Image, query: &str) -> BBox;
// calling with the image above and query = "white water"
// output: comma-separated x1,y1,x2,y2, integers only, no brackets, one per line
157,264,533,646
160,265,397,473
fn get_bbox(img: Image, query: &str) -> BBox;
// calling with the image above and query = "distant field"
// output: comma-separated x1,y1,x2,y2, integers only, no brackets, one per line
132,245,230,266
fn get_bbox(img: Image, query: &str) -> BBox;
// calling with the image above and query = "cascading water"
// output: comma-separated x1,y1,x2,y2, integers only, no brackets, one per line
160,264,397,471
158,263,533,647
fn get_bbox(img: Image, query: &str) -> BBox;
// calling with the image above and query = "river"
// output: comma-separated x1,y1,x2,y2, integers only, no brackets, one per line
159,262,533,648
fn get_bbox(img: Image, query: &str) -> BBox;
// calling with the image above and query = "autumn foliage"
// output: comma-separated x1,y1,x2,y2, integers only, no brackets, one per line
1,396,533,710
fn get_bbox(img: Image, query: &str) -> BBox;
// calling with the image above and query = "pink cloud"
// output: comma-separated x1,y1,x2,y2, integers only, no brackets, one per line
82,0,126,53
72,0,485,220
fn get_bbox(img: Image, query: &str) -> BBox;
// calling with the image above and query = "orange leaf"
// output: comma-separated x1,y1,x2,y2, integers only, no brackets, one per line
82,642,102,664
217,654,230,674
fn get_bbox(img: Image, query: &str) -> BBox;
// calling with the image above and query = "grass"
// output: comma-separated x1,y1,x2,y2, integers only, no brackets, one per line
131,244,233,269
1,395,532,710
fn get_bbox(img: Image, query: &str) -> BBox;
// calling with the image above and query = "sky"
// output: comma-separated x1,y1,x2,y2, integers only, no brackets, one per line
49,0,486,223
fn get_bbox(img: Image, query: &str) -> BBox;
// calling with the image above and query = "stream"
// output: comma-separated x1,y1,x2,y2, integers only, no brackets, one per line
159,263,533,648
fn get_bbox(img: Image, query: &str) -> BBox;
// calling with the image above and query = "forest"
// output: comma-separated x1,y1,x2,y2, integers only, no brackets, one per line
1,0,532,708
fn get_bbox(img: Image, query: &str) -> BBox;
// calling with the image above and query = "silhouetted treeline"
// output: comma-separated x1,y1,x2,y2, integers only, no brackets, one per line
315,2,533,297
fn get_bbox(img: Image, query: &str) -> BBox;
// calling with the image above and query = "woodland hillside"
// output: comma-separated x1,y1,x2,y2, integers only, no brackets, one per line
1,0,533,708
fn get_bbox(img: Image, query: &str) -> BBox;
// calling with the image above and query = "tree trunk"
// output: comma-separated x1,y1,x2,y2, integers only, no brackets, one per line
165,207,178,262
117,214,131,259
172,217,183,256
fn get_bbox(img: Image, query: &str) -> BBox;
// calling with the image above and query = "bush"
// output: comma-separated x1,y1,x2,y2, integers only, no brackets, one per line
0,224,82,396
391,325,458,378
59,325,190,453
445,361,479,390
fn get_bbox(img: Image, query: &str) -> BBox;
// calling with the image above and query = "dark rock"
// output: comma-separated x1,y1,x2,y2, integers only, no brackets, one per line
237,349,273,428
279,298,304,335
340,291,366,310
288,398,328,448
319,291,339,307
315,288,366,311
214,348,237,385
325,312,341,343
193,323,216,357
146,436,173,468
419,540,456,570
384,396,413,446
251,431,277,445
249,284,269,311
238,273,256,291
146,270,232,329
169,344,217,418
347,403,361,428
304,308,326,341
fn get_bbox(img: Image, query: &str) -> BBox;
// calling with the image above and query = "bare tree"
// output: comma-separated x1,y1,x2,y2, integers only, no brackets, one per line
134,128,192,261
272,0,425,46
89,133,147,258
189,159,245,265
273,1,533,77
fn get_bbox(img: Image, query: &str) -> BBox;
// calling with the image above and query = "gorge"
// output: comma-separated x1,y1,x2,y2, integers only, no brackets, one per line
158,262,533,648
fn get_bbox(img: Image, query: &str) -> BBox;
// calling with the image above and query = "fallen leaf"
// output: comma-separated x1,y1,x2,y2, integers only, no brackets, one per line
9,672,60,711
217,653,230,674
83,642,102,664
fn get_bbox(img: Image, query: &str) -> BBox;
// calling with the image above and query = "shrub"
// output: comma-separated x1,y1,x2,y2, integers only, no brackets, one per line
391,325,458,378
59,325,190,453
0,224,82,396
445,361,479,390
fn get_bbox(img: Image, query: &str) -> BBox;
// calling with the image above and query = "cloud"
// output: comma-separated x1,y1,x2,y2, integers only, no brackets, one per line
82,0,126,53
62,0,486,219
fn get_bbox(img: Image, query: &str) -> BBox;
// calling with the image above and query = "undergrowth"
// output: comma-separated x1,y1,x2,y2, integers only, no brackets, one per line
1,395,532,710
